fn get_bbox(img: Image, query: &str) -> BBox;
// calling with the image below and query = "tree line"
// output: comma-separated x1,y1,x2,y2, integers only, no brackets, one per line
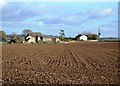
0,29,42,43
0,29,98,43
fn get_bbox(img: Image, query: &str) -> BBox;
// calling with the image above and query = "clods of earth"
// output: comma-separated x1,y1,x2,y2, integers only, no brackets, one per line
2,42,119,85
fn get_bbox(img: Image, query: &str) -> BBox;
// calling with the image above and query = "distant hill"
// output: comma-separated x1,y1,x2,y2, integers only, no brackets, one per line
100,37,120,42
100,37,120,39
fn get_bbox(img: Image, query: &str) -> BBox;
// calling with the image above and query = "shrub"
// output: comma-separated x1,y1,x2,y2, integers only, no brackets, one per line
38,40,52,44
2,42,8,44
60,37,71,42
80,39,84,41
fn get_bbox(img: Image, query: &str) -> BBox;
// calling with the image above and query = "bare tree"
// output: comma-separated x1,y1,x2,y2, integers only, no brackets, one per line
23,29,32,35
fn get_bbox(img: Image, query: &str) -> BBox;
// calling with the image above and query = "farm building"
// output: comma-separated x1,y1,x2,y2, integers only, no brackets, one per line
75,34,88,41
42,35,60,43
25,33,60,43
80,35,87,41
25,33,42,43
6,35,12,43
6,34,25,43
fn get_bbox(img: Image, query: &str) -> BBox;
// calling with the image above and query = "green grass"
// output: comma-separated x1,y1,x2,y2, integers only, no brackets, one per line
1,42,8,44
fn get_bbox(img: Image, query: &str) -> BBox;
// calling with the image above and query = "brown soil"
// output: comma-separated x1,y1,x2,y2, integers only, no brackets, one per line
2,42,119,84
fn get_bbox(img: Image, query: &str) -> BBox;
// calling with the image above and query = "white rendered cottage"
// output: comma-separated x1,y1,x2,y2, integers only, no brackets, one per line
25,33,41,43
80,35,87,41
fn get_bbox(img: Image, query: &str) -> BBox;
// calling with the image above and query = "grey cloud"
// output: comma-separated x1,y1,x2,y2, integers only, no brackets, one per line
76,8,117,20
101,22,118,28
2,21,39,28
1,2,47,21
36,15,84,26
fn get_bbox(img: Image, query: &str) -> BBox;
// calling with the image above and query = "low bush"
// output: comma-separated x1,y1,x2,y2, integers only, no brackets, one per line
38,40,53,44
60,38,72,42
2,42,8,44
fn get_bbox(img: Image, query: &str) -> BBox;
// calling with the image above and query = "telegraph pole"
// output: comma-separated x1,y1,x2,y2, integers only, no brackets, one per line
98,27,101,43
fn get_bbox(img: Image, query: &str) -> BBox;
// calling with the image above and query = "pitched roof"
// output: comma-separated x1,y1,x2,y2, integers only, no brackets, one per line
42,35,59,38
29,32,36,37
28,32,42,37
27,33,59,38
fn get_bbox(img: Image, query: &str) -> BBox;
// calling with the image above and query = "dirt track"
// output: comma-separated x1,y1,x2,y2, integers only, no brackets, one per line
2,42,119,84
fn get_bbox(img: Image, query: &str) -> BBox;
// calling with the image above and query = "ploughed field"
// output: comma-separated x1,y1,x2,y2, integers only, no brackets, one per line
2,42,119,84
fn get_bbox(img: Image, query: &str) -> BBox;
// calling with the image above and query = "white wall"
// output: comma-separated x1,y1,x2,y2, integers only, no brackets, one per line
43,38,52,42
80,35,87,41
43,38,60,42
26,35,36,43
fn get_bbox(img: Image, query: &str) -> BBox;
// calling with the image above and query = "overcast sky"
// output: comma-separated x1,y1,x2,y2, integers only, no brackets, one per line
0,0,119,38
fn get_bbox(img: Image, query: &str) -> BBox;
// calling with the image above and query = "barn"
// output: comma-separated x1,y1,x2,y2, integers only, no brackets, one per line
42,35,60,43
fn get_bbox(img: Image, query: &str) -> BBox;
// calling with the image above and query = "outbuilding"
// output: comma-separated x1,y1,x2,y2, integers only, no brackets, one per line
25,33,60,43
42,35,60,43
